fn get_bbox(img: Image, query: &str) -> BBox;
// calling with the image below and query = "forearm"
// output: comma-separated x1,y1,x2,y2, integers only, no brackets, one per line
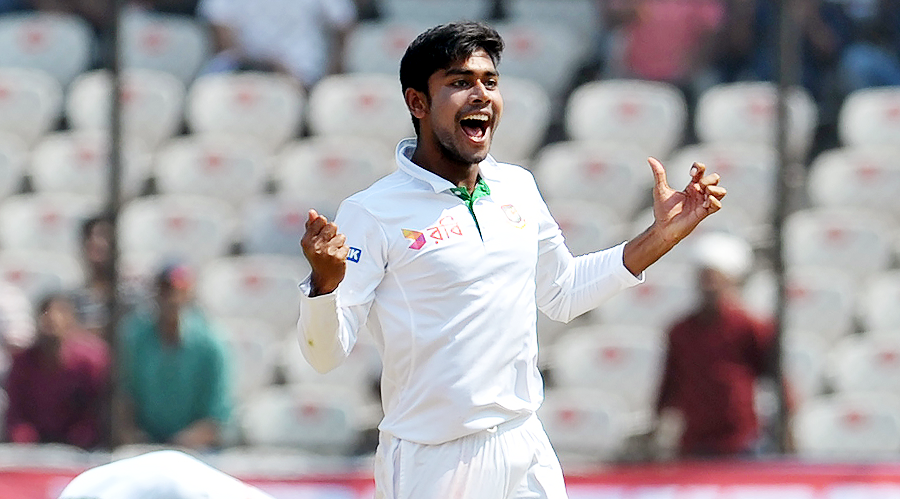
623,223,683,276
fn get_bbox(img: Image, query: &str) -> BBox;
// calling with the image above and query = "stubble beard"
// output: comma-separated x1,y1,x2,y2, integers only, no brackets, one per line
433,127,489,166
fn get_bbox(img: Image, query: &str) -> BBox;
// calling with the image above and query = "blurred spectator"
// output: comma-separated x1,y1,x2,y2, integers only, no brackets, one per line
0,279,35,383
838,0,900,92
71,215,145,338
197,0,357,91
130,0,199,16
653,233,787,458
4,293,110,449
0,0,32,13
116,263,232,451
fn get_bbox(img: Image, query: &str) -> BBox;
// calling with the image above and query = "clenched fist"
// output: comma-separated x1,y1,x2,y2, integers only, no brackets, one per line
300,209,349,296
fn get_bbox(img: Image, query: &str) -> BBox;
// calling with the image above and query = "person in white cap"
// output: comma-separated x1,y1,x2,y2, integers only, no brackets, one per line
654,232,785,457
57,450,275,499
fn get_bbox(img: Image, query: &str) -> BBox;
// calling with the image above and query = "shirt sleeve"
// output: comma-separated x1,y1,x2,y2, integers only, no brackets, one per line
202,331,233,425
532,180,643,323
297,200,387,374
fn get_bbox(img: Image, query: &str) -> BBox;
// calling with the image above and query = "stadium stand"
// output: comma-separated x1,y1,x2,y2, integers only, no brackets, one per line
0,67,62,147
538,388,630,463
0,193,101,258
858,270,900,333
0,131,26,199
0,12,93,86
793,393,900,459
0,249,84,304
807,145,900,218
837,86,900,148
120,9,212,85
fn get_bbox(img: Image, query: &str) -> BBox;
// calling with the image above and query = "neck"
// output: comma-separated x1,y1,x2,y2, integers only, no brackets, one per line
410,138,481,193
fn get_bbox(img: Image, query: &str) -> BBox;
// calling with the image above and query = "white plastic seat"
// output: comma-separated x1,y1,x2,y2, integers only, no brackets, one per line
280,333,382,399
793,393,900,458
121,10,212,84
493,21,590,100
596,263,699,330
830,334,900,395
197,255,308,331
379,0,487,24
532,141,653,218
565,80,688,158
838,86,900,148
0,12,93,86
668,142,777,225
30,131,152,200
489,76,551,163
186,72,304,152
783,331,828,405
550,326,664,427
66,69,186,149
538,388,629,462
215,318,280,401
508,0,601,37
695,82,818,160
241,196,316,257
274,136,395,213
240,383,377,454
544,200,626,257
0,67,62,146
0,250,83,303
859,270,900,332
306,73,413,150
807,146,900,218
344,20,426,76
743,267,857,344
784,208,894,280
154,135,269,205
0,132,27,199
0,194,102,258
118,195,237,267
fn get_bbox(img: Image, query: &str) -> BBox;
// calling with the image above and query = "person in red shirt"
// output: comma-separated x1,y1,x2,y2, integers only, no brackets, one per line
4,293,110,449
654,232,782,457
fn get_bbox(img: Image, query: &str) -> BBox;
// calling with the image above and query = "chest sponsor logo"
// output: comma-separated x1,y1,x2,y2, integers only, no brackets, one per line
402,216,465,250
346,247,362,262
502,204,526,228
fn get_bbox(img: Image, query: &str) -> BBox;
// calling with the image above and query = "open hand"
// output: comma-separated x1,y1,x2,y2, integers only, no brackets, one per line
648,157,726,243
300,209,349,296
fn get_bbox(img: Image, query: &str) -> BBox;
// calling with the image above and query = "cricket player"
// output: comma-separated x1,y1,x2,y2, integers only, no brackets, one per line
57,450,275,499
298,21,726,499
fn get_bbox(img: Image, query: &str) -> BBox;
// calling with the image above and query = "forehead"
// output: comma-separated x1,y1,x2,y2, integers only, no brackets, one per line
438,48,498,76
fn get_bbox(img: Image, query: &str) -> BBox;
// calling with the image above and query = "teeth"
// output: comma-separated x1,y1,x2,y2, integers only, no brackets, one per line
462,114,489,122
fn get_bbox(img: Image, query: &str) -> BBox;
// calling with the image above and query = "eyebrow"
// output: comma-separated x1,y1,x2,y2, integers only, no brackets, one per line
443,68,500,78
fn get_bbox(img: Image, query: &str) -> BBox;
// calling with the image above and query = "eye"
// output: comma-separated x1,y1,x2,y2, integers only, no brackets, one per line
451,79,470,88
484,79,498,90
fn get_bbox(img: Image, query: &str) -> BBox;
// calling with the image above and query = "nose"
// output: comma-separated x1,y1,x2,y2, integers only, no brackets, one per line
470,80,491,103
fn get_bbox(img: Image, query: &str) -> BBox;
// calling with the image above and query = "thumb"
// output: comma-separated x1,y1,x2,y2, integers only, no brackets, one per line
307,209,320,226
648,157,670,194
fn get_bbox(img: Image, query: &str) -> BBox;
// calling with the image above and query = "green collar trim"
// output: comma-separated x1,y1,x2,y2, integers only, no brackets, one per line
450,178,490,239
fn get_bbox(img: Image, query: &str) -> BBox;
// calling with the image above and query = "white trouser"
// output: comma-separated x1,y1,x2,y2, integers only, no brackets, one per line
374,414,568,499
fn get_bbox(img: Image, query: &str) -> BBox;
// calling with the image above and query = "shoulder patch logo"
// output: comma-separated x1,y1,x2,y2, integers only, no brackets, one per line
501,204,526,228
347,247,362,262
402,229,426,250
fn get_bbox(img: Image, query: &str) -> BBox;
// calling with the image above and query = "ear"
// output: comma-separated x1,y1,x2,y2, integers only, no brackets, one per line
404,87,429,120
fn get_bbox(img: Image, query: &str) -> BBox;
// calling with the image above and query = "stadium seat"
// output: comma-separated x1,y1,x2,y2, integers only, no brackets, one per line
550,325,664,429
343,20,426,76
596,263,699,330
695,82,818,161
507,0,601,37
859,270,900,333
0,67,63,147
0,12,93,86
0,250,83,303
154,135,269,206
838,86,900,148
489,76,551,164
565,80,688,158
783,208,894,280
274,136,395,215
215,317,280,402
118,195,238,267
807,146,900,217
186,72,304,152
538,388,630,462
280,333,382,399
0,194,101,258
544,200,626,258
306,73,413,151
783,331,828,405
793,393,900,458
241,196,319,257
240,383,379,454
743,267,857,344
197,255,309,332
379,0,488,24
531,141,654,218
830,334,900,395
121,10,212,84
66,69,186,149
0,132,26,200
30,131,152,200
493,21,590,100
667,142,778,225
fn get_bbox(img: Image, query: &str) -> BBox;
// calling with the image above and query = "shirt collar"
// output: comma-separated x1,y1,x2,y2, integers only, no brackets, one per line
395,138,501,193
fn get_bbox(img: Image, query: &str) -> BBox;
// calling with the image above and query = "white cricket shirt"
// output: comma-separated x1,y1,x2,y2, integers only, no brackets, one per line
57,450,274,499
298,138,643,445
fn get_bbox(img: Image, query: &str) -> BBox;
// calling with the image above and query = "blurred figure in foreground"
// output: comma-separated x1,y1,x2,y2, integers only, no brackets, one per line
654,233,787,458
58,450,275,499
5,293,109,449
0,279,35,383
117,264,232,451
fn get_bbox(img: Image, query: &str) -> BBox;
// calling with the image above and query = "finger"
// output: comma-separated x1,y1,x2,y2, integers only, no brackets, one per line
305,213,328,237
704,194,723,211
690,162,706,181
307,209,319,225
698,172,721,188
331,233,347,248
648,157,670,193
705,185,727,199
319,222,338,241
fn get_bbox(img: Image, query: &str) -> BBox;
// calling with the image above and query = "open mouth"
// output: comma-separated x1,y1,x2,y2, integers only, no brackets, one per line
460,113,491,141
